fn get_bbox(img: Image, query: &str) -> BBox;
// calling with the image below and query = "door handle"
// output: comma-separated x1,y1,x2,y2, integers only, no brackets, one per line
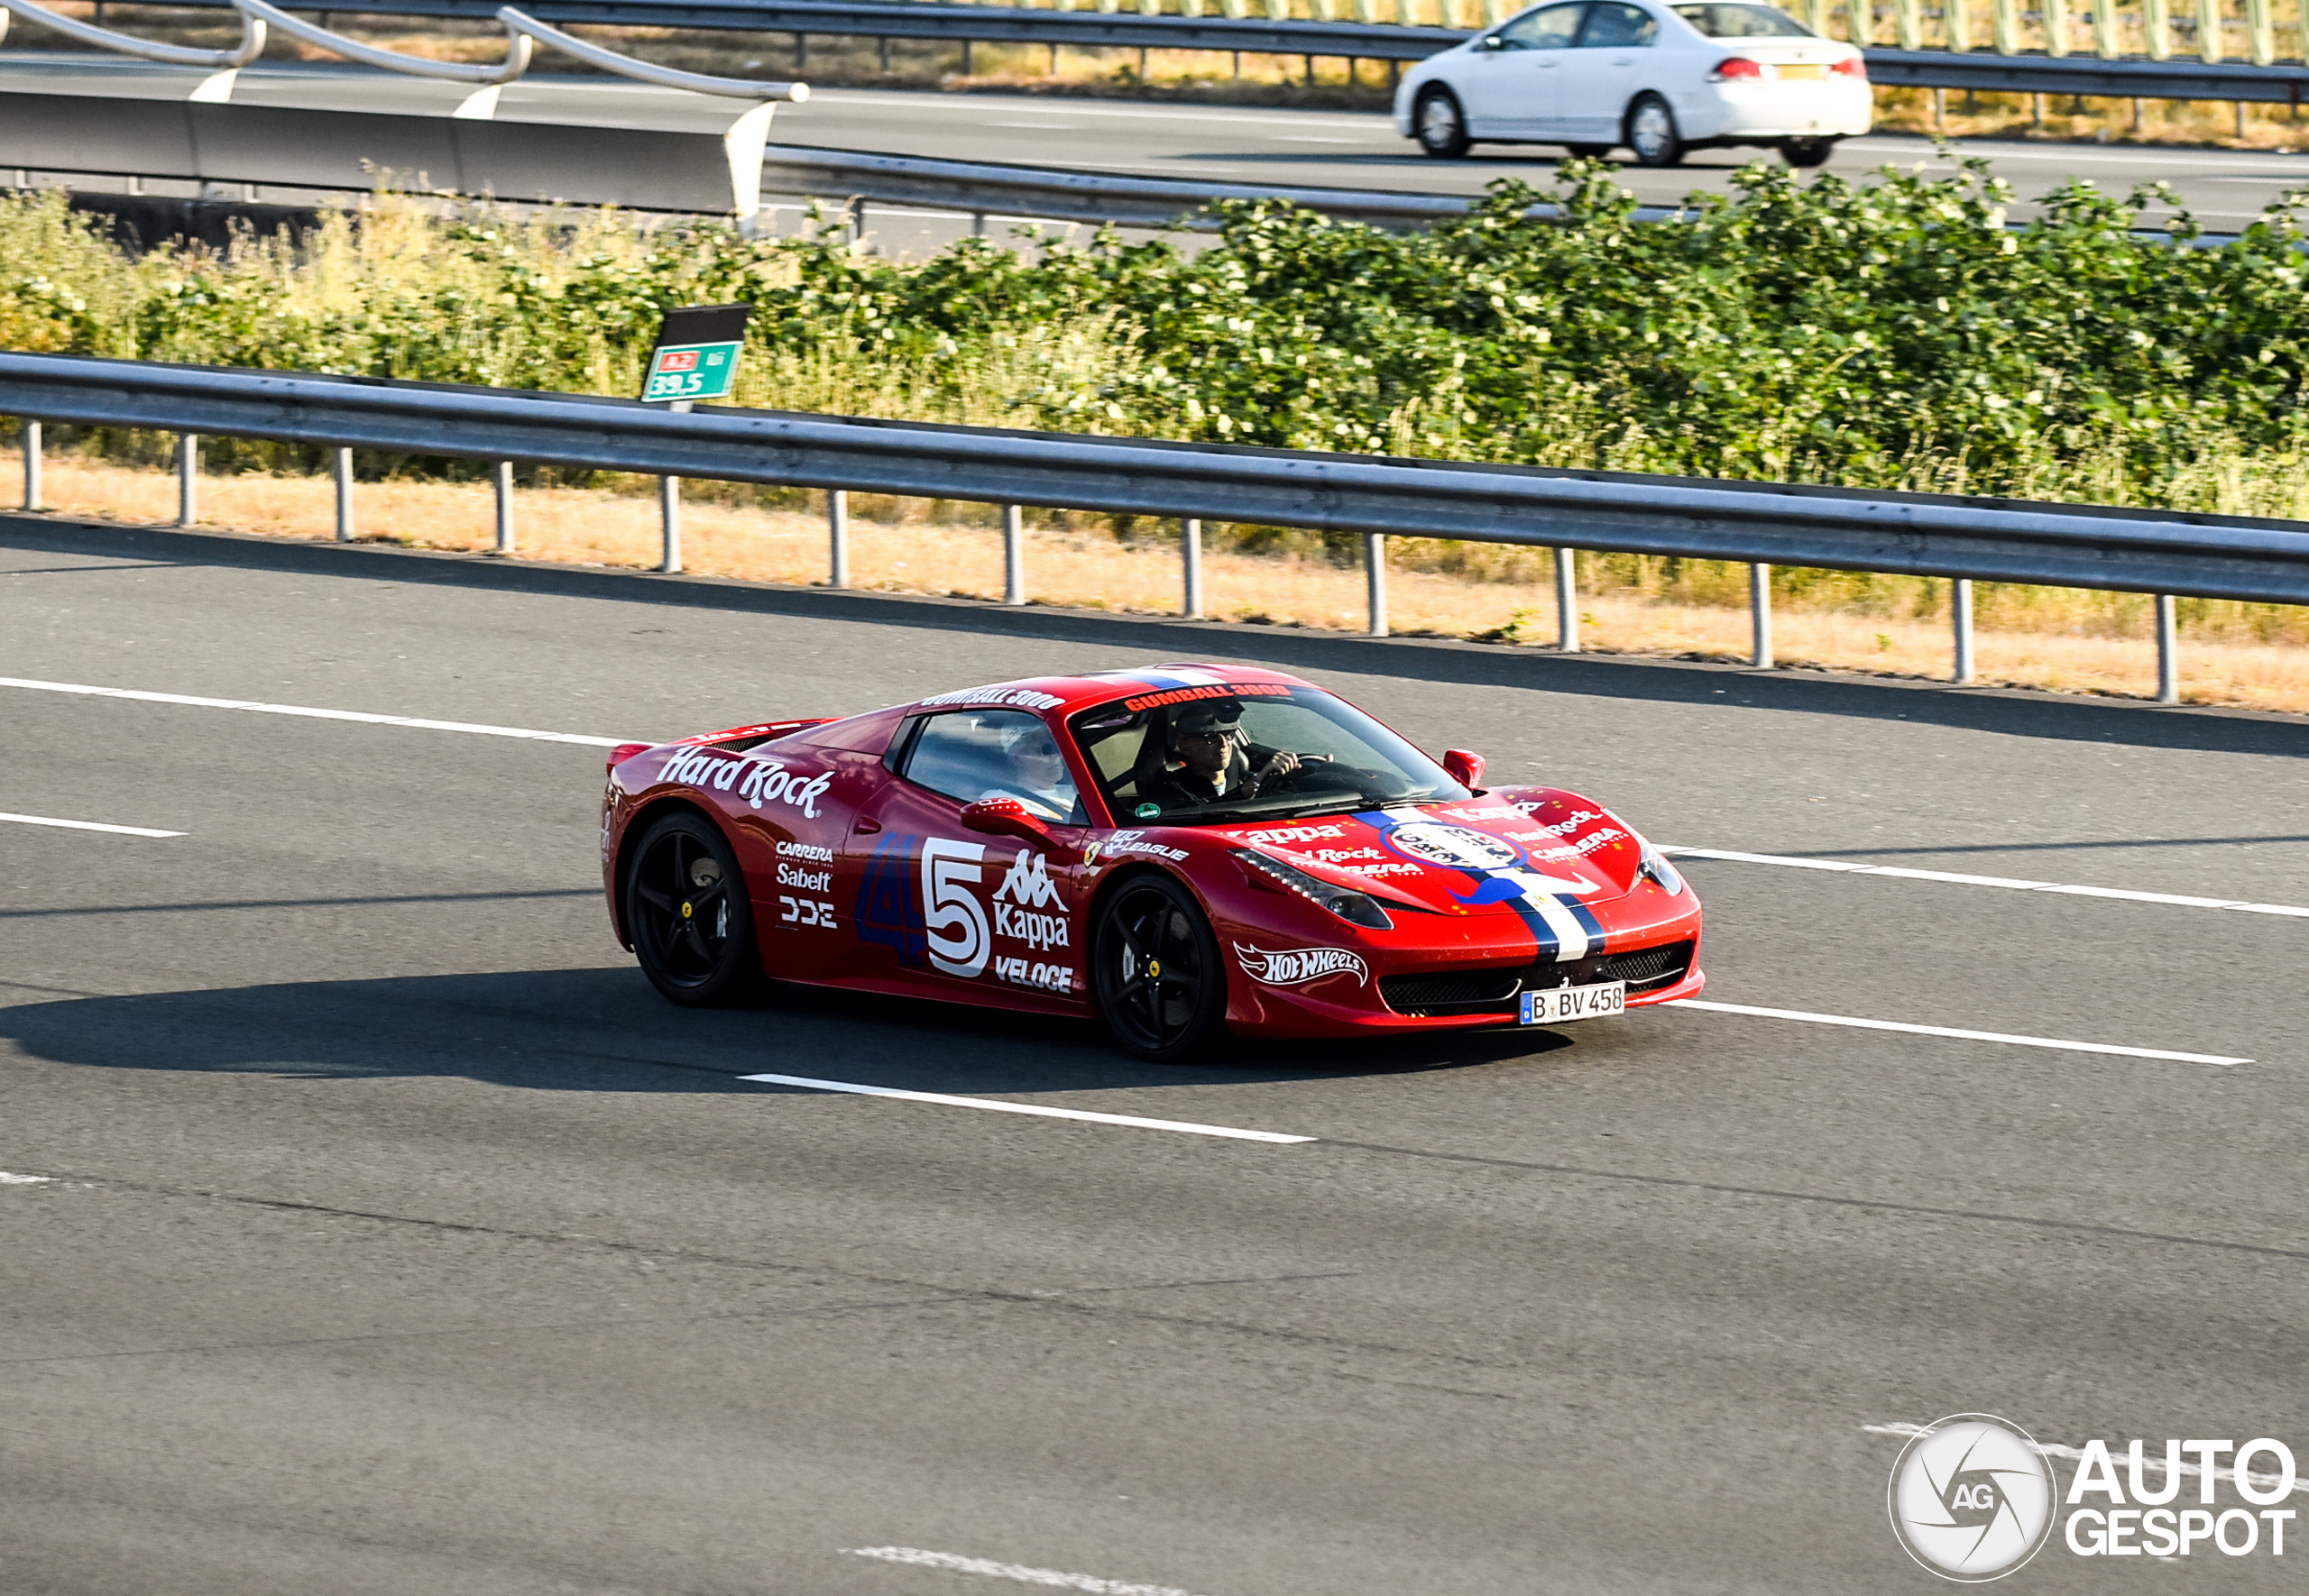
853,816,883,835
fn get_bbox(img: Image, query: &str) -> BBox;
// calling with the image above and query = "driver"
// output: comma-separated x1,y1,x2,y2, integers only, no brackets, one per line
1146,699,1302,810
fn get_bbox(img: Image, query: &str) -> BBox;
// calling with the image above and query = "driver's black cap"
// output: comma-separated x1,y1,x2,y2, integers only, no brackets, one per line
1173,699,1245,736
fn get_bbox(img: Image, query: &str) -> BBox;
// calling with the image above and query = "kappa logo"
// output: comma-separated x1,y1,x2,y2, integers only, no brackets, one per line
1233,942,1368,987
995,848,1062,909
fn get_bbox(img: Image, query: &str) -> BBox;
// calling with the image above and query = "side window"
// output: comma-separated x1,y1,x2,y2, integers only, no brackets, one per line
1578,2,1658,43
899,710,1087,826
1496,3,1587,47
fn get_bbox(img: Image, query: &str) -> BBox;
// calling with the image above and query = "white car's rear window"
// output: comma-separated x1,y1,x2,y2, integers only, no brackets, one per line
1673,2,1815,34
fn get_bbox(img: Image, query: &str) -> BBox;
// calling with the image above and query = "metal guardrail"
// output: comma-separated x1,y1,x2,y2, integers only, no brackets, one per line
146,0,2309,97
3,351,2300,699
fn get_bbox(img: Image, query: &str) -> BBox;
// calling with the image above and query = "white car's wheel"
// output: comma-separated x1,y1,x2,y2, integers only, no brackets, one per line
1625,93,1684,168
1415,87,1471,159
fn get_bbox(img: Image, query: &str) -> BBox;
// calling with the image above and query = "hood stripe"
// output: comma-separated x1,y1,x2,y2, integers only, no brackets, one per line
1355,810,1605,962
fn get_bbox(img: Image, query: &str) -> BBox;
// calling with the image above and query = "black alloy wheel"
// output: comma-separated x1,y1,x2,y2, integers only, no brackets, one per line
1414,87,1471,159
1781,136,1835,168
1093,875,1228,1063
625,811,762,1006
1564,142,1614,159
1625,93,1685,168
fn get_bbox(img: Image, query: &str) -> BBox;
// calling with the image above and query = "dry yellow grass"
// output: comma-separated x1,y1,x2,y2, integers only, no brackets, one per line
27,455,2309,713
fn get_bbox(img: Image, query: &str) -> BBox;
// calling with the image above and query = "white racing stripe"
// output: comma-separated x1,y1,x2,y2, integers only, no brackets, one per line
846,1547,1209,1596
0,676,628,748
1660,846,2309,919
738,1073,1314,1143
1863,1424,2306,1498
1669,999,2250,1066
0,811,183,838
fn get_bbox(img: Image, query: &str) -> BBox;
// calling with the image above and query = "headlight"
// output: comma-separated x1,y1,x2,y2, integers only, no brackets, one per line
1638,841,1686,896
1233,848,1393,931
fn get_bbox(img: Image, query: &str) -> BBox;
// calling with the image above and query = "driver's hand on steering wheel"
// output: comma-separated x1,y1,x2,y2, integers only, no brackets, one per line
1255,750,1302,785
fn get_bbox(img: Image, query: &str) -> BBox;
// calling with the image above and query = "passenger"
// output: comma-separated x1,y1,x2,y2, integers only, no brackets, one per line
1146,700,1302,809
984,721,1083,823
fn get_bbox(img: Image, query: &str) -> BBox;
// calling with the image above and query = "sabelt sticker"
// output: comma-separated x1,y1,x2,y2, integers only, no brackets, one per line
1233,942,1369,987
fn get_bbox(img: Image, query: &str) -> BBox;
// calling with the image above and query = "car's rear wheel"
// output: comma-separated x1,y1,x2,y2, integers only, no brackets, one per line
626,811,761,1006
1414,87,1471,159
1781,136,1835,168
1625,93,1684,168
1093,875,1228,1063
1564,142,1614,159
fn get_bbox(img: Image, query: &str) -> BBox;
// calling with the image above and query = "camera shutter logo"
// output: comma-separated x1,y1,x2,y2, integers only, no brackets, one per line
1888,1414,2056,1582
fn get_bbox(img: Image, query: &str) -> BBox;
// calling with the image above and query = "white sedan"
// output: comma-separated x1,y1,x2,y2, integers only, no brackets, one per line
1393,0,1870,168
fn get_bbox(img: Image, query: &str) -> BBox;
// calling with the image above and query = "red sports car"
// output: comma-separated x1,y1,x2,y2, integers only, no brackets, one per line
600,664,1704,1061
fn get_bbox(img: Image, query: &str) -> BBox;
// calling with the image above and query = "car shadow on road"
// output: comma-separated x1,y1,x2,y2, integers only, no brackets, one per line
0,966,1575,1097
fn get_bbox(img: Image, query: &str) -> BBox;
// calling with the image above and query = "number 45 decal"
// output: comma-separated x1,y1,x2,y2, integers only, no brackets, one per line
779,894,836,929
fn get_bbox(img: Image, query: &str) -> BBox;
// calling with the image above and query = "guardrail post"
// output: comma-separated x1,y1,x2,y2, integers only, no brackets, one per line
1951,577,1975,683
2044,0,2070,56
1992,0,2019,55
1946,0,1972,50
660,475,682,573
1002,503,1025,605
2249,0,2273,61
1182,517,1203,619
2194,0,2222,60
1365,532,1387,637
1750,562,1773,668
20,418,40,512
2091,0,2120,55
177,433,198,527
2156,594,2180,702
492,461,515,555
2145,0,2171,56
1554,546,1579,653
829,489,850,589
333,447,354,542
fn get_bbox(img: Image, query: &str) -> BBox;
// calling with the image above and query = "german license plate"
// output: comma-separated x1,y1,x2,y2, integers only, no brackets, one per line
1520,981,1626,1024
1777,62,1826,78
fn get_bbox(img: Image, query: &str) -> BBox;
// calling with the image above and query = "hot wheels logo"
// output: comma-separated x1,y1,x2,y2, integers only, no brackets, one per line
1233,942,1368,987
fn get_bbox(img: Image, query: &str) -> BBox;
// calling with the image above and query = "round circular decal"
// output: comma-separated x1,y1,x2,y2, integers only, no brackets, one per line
1887,1414,2056,1582
1384,822,1522,871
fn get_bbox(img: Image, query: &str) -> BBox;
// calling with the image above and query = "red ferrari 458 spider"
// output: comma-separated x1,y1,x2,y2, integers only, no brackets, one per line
601,664,1703,1060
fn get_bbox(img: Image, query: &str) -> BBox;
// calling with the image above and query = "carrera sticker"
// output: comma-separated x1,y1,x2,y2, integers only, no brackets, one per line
1234,942,1369,987
658,746,833,820
777,839,834,863
995,956,1077,994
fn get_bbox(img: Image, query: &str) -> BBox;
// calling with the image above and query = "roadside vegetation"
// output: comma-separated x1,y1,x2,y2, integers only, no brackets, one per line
7,155,2309,699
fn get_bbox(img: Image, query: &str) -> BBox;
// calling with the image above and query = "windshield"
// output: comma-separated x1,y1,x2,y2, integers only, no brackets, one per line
1673,2,1813,33
1069,684,1470,826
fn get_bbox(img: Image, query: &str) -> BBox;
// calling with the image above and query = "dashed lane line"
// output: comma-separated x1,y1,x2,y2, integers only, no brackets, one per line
846,1547,1209,1596
737,1074,1314,1143
0,811,183,838
1669,1000,2250,1066
1660,845,2309,920
0,676,626,748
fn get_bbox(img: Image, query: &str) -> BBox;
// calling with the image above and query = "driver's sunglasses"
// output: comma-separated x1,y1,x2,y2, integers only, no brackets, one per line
1179,728,1237,743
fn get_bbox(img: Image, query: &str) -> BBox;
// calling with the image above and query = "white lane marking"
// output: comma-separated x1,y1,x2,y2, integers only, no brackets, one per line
1863,1424,2306,1498
1669,999,2249,1066
846,1547,1209,1596
738,1073,1313,1143
0,676,627,748
807,89,1385,130
0,811,183,838
0,1171,54,1186
1842,136,2309,171
1660,846,2309,918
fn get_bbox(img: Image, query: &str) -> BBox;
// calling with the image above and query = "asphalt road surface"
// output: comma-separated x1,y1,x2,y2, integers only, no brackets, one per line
11,51,2309,238
3,513,2304,1594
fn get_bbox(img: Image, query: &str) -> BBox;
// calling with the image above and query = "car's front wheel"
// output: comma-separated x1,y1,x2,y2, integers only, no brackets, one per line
1093,875,1228,1063
625,810,762,1006
1625,93,1684,168
1781,136,1835,168
1414,87,1471,159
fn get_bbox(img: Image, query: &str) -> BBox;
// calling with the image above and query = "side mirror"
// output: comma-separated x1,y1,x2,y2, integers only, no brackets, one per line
961,797,1053,845
1442,748,1487,789
1479,32,1509,48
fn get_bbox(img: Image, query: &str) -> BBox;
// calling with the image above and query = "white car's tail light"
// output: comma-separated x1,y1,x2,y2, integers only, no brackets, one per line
1710,55,1768,80
1829,54,1867,78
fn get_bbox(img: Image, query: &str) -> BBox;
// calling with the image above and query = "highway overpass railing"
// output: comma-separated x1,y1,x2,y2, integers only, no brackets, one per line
5,351,2304,702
